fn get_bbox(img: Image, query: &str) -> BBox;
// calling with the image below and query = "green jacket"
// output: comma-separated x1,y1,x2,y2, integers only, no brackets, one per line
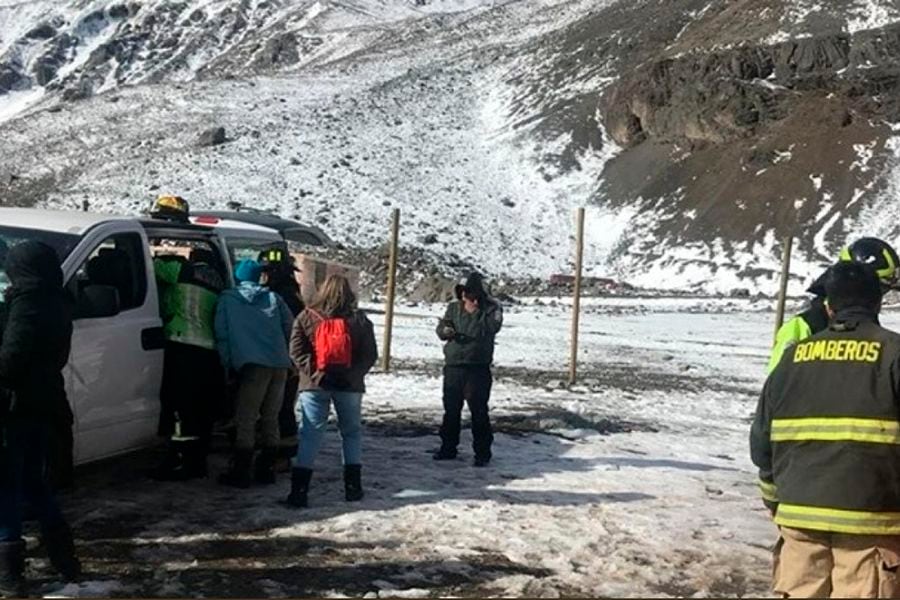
751,308,900,534
767,298,829,373
437,299,503,366
154,259,221,350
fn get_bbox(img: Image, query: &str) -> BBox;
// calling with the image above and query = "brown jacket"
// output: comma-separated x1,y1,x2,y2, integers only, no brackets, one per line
290,308,378,393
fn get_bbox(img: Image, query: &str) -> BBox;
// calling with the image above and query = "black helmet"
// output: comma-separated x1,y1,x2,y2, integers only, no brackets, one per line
258,247,287,266
840,237,900,290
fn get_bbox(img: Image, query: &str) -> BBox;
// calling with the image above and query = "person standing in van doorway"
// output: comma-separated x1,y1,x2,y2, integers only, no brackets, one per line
433,272,503,467
215,260,294,488
150,248,226,482
285,274,377,508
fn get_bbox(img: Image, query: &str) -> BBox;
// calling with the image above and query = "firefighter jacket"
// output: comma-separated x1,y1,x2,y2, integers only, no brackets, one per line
751,307,900,535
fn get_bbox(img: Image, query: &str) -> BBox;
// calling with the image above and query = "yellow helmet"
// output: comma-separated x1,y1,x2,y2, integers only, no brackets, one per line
150,195,190,222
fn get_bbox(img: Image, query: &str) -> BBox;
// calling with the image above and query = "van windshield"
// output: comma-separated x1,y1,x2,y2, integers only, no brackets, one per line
0,226,81,298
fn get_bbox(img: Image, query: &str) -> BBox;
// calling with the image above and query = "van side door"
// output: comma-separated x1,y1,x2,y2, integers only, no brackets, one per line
62,222,164,464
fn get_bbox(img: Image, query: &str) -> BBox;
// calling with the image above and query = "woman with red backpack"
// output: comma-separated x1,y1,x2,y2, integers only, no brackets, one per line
285,274,377,508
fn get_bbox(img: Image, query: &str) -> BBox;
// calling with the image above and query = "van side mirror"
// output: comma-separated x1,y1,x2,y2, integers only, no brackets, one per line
76,285,121,319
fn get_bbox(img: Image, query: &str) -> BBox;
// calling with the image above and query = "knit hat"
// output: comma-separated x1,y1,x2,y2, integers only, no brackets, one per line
234,259,263,284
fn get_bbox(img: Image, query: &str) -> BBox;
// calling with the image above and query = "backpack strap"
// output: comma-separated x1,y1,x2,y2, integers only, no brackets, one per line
306,308,324,322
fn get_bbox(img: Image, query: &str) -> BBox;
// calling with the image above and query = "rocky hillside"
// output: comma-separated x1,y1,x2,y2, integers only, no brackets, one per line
1,0,900,294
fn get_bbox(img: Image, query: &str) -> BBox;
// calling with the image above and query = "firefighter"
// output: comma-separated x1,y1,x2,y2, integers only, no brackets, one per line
767,237,900,373
751,261,900,598
149,196,227,481
258,247,304,464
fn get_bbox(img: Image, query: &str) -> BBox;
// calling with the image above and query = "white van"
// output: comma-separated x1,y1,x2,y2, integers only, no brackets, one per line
0,208,234,465
189,215,286,263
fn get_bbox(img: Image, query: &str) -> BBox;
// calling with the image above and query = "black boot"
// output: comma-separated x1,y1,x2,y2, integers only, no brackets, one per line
0,541,25,598
41,523,81,581
285,468,313,508
344,464,364,502
217,449,254,488
253,447,277,485
432,448,457,461
151,441,205,482
182,439,208,480
149,443,184,481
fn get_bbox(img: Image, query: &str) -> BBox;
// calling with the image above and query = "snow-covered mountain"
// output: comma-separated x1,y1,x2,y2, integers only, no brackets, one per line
2,0,900,294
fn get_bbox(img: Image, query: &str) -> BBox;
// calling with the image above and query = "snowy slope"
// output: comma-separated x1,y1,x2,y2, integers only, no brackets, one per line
0,0,624,281
3,0,900,294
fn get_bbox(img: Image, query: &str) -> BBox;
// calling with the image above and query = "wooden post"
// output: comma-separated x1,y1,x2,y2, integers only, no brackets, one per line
82,200,90,212
774,233,794,343
382,209,400,372
569,207,586,385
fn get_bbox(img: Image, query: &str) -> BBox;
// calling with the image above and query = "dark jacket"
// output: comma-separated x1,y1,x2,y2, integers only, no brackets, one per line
750,307,900,534
437,298,503,366
267,269,304,317
290,308,377,393
0,242,73,422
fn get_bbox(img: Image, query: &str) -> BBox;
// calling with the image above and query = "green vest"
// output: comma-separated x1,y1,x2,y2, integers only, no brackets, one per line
154,259,218,350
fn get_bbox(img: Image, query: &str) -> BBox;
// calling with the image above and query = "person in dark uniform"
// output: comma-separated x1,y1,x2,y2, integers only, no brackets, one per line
433,272,503,467
751,261,900,597
259,248,304,464
148,197,227,480
0,242,80,596
151,249,226,481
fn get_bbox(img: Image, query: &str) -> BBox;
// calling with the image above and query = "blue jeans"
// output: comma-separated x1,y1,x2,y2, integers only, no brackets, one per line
295,391,362,468
0,420,66,542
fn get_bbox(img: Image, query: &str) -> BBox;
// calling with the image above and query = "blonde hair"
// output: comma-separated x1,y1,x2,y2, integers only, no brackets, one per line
310,274,357,316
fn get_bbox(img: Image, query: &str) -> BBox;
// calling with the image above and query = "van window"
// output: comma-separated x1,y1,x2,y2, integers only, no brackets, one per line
227,238,288,265
69,233,148,315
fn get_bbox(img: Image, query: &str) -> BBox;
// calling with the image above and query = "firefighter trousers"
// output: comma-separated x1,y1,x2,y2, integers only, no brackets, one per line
774,526,900,598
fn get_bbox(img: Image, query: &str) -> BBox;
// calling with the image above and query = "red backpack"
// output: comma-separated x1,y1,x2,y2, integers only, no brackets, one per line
309,310,353,371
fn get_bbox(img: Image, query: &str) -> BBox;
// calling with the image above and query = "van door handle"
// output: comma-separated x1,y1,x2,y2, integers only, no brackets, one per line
141,327,165,351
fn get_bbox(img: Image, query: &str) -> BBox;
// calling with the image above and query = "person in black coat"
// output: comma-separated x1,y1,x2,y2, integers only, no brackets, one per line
259,249,305,459
434,272,503,467
0,242,81,595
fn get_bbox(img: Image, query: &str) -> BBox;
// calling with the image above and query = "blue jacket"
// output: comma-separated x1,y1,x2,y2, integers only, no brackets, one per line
214,282,293,371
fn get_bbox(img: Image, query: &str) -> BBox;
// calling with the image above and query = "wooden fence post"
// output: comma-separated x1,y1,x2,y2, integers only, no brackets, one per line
382,209,400,372
569,207,586,385
774,234,794,343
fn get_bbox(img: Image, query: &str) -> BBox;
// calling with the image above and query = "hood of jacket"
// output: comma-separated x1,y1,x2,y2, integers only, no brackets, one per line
5,241,63,297
233,281,270,305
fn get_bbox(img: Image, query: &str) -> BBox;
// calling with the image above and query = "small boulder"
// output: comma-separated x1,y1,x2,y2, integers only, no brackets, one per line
25,23,57,40
198,127,227,147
